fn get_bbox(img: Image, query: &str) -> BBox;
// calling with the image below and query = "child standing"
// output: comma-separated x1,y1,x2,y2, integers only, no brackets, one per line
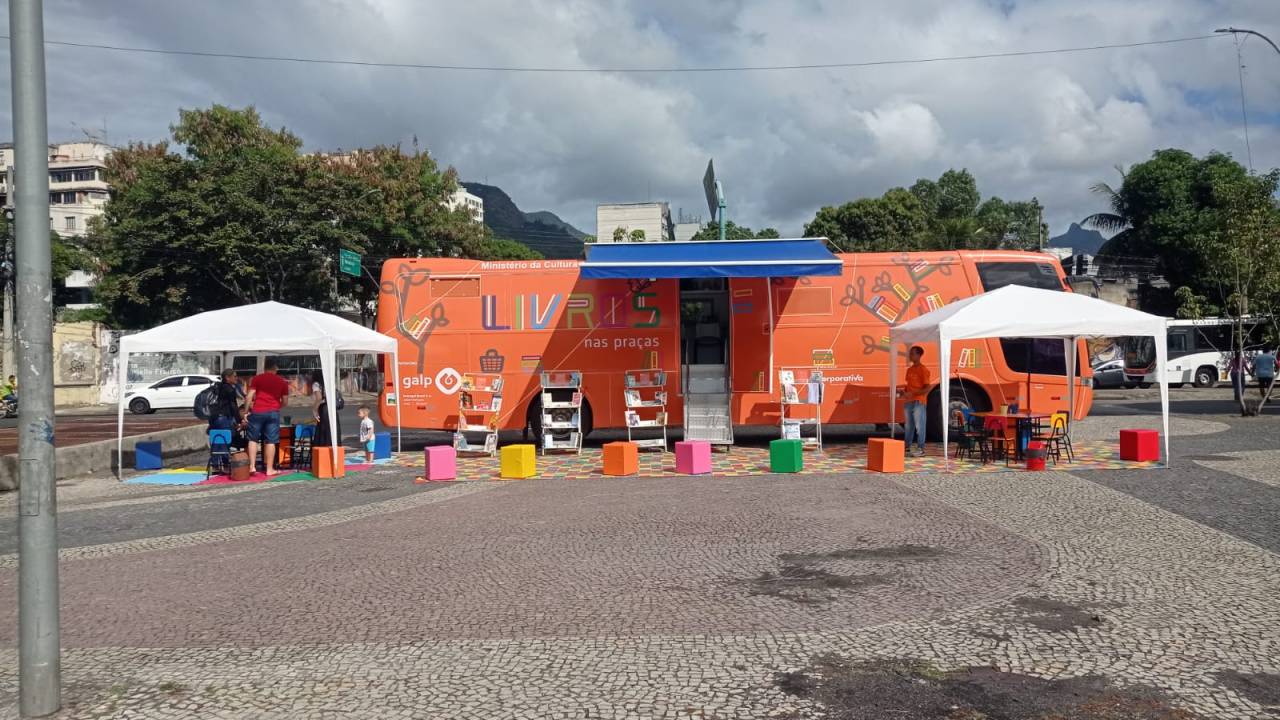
358,406,375,463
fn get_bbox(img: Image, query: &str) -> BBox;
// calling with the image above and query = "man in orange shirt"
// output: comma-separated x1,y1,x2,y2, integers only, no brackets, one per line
900,345,931,456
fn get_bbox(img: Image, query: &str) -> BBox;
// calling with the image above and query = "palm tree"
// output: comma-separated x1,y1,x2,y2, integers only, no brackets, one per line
1082,165,1133,255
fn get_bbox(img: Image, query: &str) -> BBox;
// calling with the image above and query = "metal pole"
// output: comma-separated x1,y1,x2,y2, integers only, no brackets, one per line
10,0,61,716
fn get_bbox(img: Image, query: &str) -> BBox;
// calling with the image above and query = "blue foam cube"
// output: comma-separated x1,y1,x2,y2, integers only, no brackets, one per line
135,440,162,470
374,431,392,460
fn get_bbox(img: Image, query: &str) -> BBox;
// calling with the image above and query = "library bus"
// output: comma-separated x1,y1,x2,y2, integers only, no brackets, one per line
375,240,1092,443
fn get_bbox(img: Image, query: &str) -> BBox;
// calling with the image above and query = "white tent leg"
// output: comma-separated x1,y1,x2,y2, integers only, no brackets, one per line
939,335,951,465
1156,327,1171,467
323,344,341,472
392,349,402,453
1065,336,1076,439
115,347,129,480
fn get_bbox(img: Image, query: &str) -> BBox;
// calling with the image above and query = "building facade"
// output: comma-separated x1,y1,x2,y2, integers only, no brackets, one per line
447,188,484,222
596,202,674,243
0,140,112,238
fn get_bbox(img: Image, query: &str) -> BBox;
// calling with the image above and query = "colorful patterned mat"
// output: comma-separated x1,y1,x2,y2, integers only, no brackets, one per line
392,440,1158,482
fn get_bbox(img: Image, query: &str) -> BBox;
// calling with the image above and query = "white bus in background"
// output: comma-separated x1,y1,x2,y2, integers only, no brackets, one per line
1122,317,1271,388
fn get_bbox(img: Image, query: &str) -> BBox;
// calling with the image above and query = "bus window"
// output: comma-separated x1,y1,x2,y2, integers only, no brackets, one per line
975,262,1065,292
1168,333,1189,356
999,338,1076,376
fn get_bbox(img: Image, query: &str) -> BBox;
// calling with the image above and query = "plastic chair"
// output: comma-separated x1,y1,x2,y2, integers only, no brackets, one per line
983,416,1016,466
293,424,315,470
1035,412,1074,464
206,429,232,480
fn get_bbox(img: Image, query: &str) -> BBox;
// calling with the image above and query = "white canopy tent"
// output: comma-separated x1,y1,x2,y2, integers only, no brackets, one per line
116,301,401,476
887,285,1170,465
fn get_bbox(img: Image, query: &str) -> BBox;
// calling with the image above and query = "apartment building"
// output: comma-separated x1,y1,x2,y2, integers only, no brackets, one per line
447,187,484,222
0,140,112,238
596,202,674,243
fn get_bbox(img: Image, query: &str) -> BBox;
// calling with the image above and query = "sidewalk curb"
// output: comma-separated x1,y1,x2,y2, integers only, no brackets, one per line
0,423,209,491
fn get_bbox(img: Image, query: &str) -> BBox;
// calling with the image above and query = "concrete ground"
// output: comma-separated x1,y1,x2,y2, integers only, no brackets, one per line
0,386,1277,718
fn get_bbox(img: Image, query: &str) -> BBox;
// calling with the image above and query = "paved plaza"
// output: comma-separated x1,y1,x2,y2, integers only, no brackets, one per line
0,390,1278,718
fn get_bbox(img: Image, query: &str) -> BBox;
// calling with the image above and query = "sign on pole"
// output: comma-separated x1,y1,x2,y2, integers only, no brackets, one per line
338,249,362,277
702,159,718,221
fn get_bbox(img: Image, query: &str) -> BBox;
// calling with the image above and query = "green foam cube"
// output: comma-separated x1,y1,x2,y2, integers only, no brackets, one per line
769,438,804,473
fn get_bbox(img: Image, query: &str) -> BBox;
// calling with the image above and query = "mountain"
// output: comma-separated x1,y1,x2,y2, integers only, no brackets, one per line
1048,222,1108,256
462,182,586,259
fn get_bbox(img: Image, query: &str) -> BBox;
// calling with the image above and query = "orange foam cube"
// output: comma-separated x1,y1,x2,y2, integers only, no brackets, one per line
867,438,904,473
311,446,346,478
602,441,639,476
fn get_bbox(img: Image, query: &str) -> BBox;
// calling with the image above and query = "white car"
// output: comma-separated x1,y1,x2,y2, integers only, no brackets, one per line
124,374,219,415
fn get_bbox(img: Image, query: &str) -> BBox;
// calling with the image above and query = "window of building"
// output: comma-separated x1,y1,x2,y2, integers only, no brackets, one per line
73,169,97,182
49,170,73,183
64,216,76,231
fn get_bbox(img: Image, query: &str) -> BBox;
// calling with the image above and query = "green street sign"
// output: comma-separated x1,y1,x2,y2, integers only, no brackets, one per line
338,249,362,277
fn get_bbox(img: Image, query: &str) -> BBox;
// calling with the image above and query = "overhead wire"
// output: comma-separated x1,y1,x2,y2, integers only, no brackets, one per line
0,33,1227,74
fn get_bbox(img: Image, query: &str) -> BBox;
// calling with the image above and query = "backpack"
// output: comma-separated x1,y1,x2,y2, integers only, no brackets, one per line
193,384,219,420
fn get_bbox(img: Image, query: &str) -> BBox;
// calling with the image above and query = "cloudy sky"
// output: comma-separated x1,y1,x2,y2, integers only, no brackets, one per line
3,0,1278,239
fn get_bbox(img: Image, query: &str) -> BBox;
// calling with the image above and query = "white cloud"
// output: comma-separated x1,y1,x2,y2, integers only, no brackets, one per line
0,0,1275,239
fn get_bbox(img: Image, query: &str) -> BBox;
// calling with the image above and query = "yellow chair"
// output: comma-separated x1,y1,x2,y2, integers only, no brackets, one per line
500,444,536,479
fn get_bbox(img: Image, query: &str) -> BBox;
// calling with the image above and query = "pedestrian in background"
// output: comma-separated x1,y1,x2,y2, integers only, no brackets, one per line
1254,347,1276,397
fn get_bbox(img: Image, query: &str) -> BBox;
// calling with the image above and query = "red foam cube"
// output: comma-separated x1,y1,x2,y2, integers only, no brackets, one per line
1119,429,1160,462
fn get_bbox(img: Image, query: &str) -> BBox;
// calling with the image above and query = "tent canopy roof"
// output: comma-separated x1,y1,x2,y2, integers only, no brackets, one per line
120,301,396,355
890,285,1167,344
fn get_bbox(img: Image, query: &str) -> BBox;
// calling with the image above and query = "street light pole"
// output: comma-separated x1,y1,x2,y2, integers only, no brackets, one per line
1215,27,1280,174
9,0,60,717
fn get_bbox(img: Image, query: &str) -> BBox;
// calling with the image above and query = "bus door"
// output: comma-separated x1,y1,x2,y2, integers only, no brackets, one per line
679,278,731,392
728,278,772,394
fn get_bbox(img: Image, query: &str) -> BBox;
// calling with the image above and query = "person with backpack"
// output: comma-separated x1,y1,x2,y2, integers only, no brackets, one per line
205,368,243,432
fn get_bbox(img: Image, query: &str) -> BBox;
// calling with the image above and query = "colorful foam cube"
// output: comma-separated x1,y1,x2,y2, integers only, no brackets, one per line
603,441,639,476
134,440,162,471
769,438,804,473
311,446,346,479
675,440,712,475
1119,429,1160,462
424,445,456,481
374,431,393,460
867,438,905,473
500,444,536,479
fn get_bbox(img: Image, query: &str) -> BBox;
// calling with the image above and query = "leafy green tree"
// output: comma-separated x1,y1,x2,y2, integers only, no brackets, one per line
809,168,1043,252
475,236,543,260
89,105,486,327
690,220,781,241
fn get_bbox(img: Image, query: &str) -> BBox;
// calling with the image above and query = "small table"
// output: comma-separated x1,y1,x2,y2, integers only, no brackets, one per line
974,411,1053,461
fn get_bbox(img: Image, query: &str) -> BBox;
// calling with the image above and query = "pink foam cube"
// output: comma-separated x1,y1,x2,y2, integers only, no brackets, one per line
424,445,457,481
675,440,712,475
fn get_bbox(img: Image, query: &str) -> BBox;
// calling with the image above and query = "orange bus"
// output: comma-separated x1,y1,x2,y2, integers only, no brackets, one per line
376,243,1092,442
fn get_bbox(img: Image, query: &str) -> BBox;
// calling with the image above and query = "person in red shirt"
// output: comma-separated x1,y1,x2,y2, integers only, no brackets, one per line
244,357,290,476
899,345,931,456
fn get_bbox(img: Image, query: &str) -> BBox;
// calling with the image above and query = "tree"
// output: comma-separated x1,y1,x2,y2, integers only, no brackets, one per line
690,220,781,241
1082,149,1271,315
89,105,486,327
474,236,543,260
807,168,1044,252
804,188,930,252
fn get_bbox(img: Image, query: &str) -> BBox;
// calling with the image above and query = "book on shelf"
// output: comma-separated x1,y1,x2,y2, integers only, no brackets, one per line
571,391,582,406
491,377,504,392
781,383,799,404
624,389,641,406
460,375,475,391
483,434,497,454
656,411,667,425
655,391,668,405
452,432,468,451
778,369,795,385
459,391,473,409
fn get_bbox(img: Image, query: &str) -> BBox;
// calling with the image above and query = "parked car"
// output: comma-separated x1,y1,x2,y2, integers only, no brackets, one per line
124,374,218,414
1091,359,1130,389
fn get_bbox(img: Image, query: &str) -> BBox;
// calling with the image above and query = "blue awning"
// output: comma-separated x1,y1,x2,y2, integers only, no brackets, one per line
580,238,842,279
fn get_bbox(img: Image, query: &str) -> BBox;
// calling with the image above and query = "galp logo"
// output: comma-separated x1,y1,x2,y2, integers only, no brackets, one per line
434,367,463,395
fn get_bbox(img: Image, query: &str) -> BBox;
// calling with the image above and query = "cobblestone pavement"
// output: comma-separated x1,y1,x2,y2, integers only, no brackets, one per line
0,403,1278,718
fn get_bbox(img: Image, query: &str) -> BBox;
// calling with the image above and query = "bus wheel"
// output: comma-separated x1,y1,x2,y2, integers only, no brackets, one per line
926,383,989,443
1194,367,1217,388
525,396,594,446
